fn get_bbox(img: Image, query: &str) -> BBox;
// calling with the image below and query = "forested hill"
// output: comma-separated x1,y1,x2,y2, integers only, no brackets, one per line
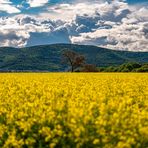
0,44,148,71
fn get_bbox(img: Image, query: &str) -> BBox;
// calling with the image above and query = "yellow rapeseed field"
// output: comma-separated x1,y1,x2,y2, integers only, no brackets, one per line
0,73,147,148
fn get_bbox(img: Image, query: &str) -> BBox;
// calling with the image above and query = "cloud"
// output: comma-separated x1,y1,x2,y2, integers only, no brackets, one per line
0,15,70,47
0,30,30,47
0,0,20,13
68,1,148,51
26,0,48,7
0,0,148,51
71,23,148,51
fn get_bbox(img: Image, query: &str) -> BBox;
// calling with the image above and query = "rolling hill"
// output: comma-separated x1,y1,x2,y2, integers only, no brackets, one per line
0,44,148,71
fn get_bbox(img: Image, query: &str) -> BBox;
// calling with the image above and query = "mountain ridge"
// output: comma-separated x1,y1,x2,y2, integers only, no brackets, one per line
0,44,148,71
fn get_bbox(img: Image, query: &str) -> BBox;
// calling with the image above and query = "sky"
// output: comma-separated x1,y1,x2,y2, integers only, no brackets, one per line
0,0,148,51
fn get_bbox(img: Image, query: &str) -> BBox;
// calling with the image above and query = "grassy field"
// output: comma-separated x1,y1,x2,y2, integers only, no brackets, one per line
0,73,147,148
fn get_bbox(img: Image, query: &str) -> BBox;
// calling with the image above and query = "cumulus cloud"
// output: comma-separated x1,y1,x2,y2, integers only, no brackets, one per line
68,1,148,51
0,15,70,47
0,0,148,51
0,30,30,47
0,0,20,13
26,0,48,7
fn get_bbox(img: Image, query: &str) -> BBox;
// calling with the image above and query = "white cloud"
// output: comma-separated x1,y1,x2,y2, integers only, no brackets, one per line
45,1,129,21
0,0,20,13
0,15,70,47
71,23,148,51
67,1,148,51
27,0,48,7
0,16,46,47
0,0,148,51
0,32,29,47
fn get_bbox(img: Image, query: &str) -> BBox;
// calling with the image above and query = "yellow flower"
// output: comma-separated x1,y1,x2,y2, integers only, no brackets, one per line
93,139,100,145
0,73,147,147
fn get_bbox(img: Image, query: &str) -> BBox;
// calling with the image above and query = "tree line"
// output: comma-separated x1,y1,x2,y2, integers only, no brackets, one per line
62,49,148,72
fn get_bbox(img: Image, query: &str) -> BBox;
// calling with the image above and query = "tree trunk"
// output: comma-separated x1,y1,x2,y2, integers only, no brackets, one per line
71,65,74,72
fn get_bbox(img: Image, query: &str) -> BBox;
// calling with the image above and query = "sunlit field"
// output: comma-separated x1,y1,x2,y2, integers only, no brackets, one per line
0,73,147,148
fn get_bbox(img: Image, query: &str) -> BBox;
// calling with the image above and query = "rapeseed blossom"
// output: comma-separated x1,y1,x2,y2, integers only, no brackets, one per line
0,73,147,147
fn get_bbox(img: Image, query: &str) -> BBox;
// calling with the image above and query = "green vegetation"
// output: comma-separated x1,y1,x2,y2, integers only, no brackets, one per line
0,44,148,72
98,62,148,72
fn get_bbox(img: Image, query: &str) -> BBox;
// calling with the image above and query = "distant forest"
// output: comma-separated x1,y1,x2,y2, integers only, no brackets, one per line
98,62,148,72
0,44,148,72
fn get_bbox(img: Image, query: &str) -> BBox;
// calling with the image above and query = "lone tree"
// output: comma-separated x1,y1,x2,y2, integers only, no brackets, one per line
62,49,85,72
